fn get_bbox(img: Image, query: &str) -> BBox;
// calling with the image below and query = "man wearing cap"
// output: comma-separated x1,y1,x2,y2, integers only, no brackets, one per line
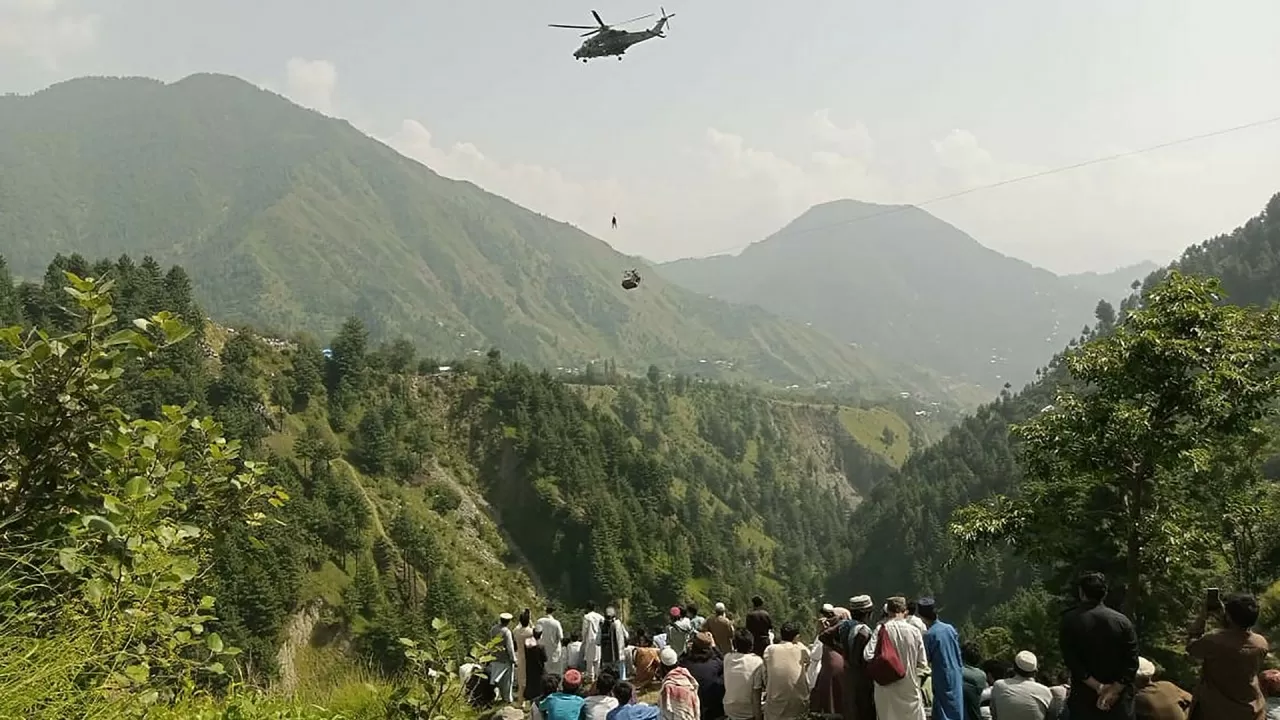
863,596,928,720
490,612,518,704
990,651,1052,720
705,602,736,655
540,669,588,720
600,606,630,681
668,606,695,657
658,646,701,720
821,594,876,720
918,597,964,720
1132,656,1191,720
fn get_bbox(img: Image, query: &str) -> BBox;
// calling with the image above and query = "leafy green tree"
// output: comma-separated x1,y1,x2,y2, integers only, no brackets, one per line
951,271,1280,633
0,272,286,705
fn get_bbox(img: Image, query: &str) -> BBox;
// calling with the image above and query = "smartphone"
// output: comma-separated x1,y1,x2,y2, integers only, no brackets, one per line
1206,588,1221,608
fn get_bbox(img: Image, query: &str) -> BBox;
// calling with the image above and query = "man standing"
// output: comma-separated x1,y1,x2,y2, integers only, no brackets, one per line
1059,572,1139,719
1186,591,1269,720
746,596,774,657
990,651,1052,719
686,604,706,633
960,642,989,720
762,623,811,720
489,612,518,704
705,602,736,655
538,604,567,676
724,629,765,720
919,598,964,720
600,606,630,681
863,596,929,720
583,602,606,682
668,606,695,657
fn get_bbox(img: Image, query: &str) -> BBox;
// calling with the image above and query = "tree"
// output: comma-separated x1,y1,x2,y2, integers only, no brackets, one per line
327,316,368,391
951,272,1280,633
0,272,286,703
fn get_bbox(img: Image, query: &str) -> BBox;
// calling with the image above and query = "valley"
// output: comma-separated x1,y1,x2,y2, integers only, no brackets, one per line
3,68,1280,720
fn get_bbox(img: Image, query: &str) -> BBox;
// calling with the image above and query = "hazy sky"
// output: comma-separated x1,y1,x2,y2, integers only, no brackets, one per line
3,0,1280,274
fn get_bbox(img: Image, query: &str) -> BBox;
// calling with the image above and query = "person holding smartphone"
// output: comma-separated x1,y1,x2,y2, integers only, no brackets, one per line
1185,589,1270,719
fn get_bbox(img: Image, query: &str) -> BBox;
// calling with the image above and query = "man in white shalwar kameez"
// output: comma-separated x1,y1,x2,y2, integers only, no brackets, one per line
863,596,929,720
537,604,566,676
581,603,605,682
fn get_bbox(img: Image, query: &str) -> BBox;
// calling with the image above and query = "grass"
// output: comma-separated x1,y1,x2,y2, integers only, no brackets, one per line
837,406,913,466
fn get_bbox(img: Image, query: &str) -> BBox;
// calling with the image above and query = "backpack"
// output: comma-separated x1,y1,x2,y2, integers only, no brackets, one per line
866,623,907,686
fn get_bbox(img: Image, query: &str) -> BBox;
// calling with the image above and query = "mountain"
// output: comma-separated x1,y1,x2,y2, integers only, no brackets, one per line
657,199,1119,389
0,74,967,406
1064,260,1160,302
834,192,1280,626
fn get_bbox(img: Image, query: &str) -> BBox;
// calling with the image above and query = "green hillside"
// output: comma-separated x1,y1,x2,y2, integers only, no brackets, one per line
657,199,1133,390
2,252,912,709
836,192,1280,629
0,74,969,406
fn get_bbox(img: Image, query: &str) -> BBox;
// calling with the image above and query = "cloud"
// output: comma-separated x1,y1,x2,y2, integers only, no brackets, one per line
284,57,337,115
387,119,628,241
0,0,98,69
270,57,1276,273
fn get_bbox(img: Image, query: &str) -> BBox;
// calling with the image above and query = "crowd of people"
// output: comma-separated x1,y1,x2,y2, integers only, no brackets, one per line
468,572,1280,720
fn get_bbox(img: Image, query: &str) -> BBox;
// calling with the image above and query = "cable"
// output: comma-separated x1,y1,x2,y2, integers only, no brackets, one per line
692,112,1280,258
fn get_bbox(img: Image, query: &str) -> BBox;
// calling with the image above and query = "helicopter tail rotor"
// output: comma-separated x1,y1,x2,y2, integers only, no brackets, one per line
654,7,674,36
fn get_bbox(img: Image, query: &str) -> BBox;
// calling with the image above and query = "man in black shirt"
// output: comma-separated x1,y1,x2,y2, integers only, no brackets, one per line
1059,571,1140,719
744,595,773,656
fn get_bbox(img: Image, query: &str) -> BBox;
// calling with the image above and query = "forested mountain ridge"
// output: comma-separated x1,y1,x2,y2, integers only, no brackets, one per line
835,192,1280,633
1,251,911,695
1064,260,1160,302
656,199,1138,389
0,73,971,406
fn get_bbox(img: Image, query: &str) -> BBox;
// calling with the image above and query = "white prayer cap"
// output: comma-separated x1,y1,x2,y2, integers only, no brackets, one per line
1014,651,1038,673
821,603,835,614
1137,657,1155,678
499,612,513,621
714,602,726,612
659,647,679,667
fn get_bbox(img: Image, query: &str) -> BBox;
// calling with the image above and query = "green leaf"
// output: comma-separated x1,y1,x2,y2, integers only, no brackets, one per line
82,515,119,536
170,556,198,582
57,548,82,574
205,632,224,653
123,663,150,686
101,494,125,516
123,476,149,499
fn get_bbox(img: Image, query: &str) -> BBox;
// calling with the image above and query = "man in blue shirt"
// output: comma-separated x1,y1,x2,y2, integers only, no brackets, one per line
539,669,587,720
606,680,660,720
920,597,965,720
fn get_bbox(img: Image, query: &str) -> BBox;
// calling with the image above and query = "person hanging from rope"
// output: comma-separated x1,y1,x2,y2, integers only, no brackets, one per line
612,215,618,230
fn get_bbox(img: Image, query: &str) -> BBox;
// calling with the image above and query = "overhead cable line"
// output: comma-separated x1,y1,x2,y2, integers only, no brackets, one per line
691,111,1280,258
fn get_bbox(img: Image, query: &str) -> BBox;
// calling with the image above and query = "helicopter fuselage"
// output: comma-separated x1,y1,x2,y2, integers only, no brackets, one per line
574,29,655,59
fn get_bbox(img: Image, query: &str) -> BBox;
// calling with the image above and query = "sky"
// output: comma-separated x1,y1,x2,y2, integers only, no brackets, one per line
3,0,1280,274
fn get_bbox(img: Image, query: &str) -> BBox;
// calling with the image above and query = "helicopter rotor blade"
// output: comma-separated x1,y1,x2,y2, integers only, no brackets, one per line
549,23,598,29
592,10,606,27
616,12,655,25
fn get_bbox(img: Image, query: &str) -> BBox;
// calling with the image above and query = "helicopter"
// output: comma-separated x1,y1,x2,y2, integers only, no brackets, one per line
550,7,675,62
